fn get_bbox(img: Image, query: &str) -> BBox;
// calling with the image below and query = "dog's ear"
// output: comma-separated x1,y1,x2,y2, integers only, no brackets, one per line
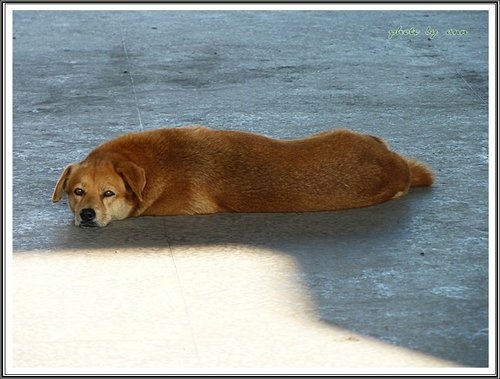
115,161,146,202
52,164,76,203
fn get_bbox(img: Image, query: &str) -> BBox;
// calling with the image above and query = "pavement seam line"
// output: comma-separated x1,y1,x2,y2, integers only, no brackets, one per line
424,41,487,106
120,33,144,131
454,69,487,105
163,221,203,367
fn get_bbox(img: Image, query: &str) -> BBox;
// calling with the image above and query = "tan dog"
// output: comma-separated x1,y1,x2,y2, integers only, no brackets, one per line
52,126,434,227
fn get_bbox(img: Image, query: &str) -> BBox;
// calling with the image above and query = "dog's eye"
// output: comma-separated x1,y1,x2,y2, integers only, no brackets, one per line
74,188,85,196
103,190,115,197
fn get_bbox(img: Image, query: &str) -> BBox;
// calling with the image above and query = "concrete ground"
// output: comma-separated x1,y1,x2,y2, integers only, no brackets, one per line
9,9,490,374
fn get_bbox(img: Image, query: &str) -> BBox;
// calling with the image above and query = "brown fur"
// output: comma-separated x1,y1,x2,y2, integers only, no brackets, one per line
52,126,434,227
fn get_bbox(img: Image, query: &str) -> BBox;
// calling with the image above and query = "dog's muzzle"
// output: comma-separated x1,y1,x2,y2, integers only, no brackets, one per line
79,208,98,227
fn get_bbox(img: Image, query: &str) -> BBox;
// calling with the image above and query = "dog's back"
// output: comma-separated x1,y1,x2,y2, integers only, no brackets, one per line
192,128,423,212
101,127,431,214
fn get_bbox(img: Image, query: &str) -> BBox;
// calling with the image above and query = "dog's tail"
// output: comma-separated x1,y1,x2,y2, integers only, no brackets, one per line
405,158,435,187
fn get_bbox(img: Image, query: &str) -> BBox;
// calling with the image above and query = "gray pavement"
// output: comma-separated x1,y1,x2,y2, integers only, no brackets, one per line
11,10,489,371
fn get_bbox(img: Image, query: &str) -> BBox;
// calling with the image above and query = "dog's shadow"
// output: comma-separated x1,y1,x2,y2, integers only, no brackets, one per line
57,191,417,252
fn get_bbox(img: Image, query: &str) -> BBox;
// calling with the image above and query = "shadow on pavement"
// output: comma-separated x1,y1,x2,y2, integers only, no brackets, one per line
27,188,485,367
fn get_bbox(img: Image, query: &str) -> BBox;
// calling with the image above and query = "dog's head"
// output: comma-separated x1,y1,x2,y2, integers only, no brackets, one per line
52,159,145,227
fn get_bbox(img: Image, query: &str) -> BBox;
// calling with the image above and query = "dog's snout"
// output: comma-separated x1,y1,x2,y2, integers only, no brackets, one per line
80,208,96,222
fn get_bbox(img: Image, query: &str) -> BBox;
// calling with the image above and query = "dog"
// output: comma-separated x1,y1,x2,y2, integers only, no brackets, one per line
52,126,434,227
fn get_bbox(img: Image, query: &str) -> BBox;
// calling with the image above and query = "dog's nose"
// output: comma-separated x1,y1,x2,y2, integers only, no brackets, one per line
80,208,96,222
